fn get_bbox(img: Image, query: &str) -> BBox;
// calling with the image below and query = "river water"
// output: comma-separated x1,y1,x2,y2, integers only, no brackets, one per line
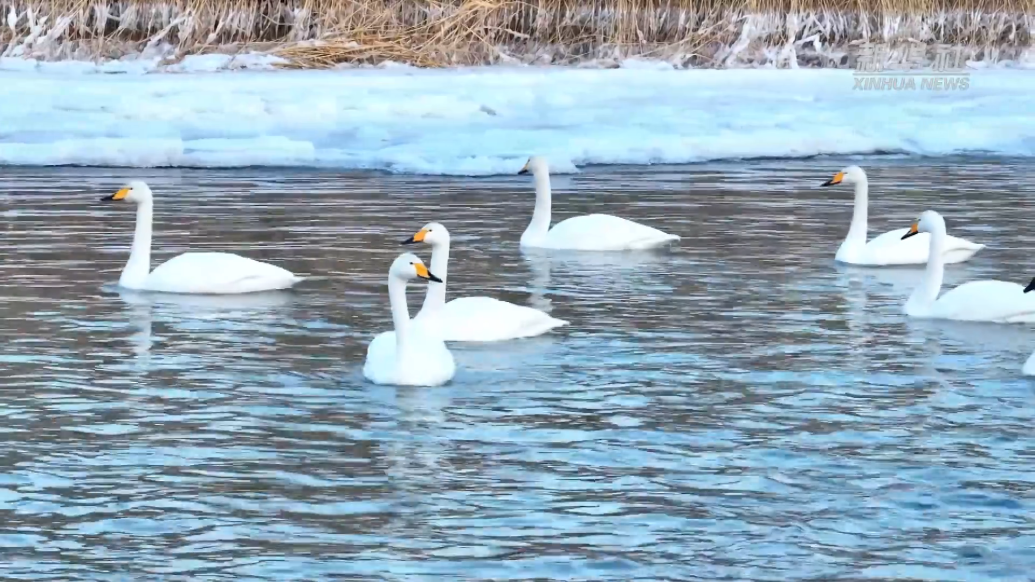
0,158,1033,580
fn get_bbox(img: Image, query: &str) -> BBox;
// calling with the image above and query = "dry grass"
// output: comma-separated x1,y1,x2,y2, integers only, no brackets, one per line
1,0,1033,68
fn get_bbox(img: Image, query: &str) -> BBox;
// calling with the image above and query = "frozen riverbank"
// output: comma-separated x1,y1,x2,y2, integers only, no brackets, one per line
1,64,1033,175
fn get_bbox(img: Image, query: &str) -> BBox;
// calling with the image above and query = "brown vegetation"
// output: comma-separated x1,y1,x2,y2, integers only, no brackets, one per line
0,0,1032,68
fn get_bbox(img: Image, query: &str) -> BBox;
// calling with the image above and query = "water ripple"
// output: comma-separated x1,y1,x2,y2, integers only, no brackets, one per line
0,158,1033,580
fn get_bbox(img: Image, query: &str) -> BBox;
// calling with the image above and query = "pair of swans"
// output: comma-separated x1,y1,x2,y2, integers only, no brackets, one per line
102,181,302,294
822,169,1035,373
363,221,570,386
821,166,984,266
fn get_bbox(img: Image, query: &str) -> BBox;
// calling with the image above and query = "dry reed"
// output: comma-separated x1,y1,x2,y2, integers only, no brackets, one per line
1,0,1033,68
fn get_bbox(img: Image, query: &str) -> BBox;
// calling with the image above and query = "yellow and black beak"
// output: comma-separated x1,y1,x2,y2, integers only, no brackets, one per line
414,262,442,283
820,171,844,187
1024,277,1035,294
517,162,529,175
401,228,429,245
901,222,920,240
101,187,130,202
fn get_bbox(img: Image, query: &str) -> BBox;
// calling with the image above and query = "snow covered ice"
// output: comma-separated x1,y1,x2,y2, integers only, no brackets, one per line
1,61,1034,175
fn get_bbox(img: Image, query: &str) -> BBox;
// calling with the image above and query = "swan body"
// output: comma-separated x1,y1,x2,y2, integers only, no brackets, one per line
820,166,984,266
517,156,679,251
102,181,302,294
363,253,455,386
1021,278,1035,376
901,210,1035,323
401,222,567,342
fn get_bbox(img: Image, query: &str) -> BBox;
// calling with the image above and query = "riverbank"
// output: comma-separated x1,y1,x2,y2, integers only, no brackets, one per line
1,0,1033,70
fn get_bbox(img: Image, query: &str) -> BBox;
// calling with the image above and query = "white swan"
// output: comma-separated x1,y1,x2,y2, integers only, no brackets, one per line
101,181,303,294
363,252,456,386
820,166,984,266
901,210,1035,322
1023,279,1035,376
400,222,568,341
517,156,680,250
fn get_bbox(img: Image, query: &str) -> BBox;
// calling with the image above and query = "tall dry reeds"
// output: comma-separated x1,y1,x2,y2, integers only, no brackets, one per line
1,0,1033,68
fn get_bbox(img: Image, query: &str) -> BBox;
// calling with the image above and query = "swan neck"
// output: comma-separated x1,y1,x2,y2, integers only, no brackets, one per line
846,179,869,244
523,171,552,241
422,241,449,313
910,225,946,309
388,275,412,355
121,201,153,287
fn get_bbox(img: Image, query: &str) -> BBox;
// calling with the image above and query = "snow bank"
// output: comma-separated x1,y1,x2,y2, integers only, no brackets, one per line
0,65,1032,175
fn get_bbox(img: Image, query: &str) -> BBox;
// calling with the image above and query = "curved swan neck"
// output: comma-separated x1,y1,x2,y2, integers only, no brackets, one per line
845,178,869,244
388,275,412,355
121,200,153,288
422,240,449,313
522,170,552,242
908,223,946,310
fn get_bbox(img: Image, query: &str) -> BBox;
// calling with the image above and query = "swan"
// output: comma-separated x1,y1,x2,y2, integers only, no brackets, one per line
400,221,568,341
900,210,1035,322
363,252,456,386
101,181,303,294
820,165,984,266
1023,278,1035,376
517,156,680,250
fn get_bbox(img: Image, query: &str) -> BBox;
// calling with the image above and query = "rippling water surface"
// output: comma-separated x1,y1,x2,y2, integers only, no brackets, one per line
1,158,1034,580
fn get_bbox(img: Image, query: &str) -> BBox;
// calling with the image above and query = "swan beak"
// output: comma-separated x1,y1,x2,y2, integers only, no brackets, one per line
414,263,442,283
901,222,920,240
1025,278,1035,293
820,172,844,187
101,187,130,202
517,162,529,175
401,228,428,245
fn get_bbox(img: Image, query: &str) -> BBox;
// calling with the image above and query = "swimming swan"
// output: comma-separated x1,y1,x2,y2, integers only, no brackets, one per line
363,253,456,386
820,166,984,266
901,210,1035,322
1022,278,1035,376
101,181,303,294
401,222,568,342
517,156,680,250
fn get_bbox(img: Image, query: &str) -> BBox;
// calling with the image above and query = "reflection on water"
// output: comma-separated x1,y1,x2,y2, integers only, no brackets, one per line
1,158,1035,579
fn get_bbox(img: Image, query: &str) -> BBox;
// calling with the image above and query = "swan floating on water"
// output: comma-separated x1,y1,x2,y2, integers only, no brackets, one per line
901,210,1035,322
101,181,303,294
820,166,984,266
363,252,456,386
1023,278,1035,376
401,221,567,342
517,156,680,251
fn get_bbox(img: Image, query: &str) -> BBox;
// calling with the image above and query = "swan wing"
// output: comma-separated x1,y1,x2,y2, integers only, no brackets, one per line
406,330,456,385
852,229,985,266
422,296,567,342
931,280,1035,322
543,214,679,251
144,252,301,294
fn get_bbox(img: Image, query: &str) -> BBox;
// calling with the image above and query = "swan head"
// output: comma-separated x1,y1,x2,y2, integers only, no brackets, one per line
1025,277,1035,294
518,155,549,176
391,252,442,283
820,165,867,187
102,180,153,204
401,221,449,247
901,209,945,240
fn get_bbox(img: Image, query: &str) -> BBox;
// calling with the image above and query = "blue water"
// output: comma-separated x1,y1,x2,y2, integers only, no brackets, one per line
0,157,1033,580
